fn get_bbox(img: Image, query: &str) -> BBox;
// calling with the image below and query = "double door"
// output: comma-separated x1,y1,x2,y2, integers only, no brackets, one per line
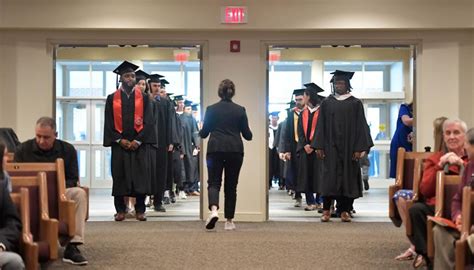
56,98,111,188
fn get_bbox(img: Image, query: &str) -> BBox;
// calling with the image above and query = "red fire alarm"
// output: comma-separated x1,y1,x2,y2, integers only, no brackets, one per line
230,40,240,53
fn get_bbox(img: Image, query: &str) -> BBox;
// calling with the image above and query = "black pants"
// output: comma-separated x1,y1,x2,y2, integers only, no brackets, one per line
154,147,167,207
115,195,146,214
323,196,352,213
166,151,174,191
409,202,435,256
172,150,183,190
207,152,243,219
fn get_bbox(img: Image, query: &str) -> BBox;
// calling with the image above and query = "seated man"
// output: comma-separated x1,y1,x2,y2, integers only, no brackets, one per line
433,127,474,270
14,117,88,266
409,119,468,268
0,176,25,270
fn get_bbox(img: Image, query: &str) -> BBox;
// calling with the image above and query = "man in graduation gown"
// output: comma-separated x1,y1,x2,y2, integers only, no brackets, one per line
189,104,201,195
268,112,280,189
172,95,187,199
296,83,325,211
103,61,156,222
157,80,180,204
313,70,373,222
281,89,306,207
149,73,169,212
179,100,200,196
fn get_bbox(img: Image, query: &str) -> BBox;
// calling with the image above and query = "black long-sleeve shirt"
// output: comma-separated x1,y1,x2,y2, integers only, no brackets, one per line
14,139,79,188
199,99,252,153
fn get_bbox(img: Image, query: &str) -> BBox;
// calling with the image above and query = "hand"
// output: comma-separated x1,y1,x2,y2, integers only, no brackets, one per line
168,144,174,152
455,214,462,232
304,144,313,155
129,140,140,151
407,132,414,144
119,139,131,150
352,152,363,161
439,152,462,167
279,153,286,160
180,154,184,159
316,150,325,159
284,152,291,160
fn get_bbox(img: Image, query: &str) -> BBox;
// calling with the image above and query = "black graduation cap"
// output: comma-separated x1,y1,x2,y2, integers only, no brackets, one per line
113,61,139,75
160,79,170,87
269,111,280,117
304,82,324,93
173,95,184,101
166,92,174,96
149,74,164,83
292,88,305,97
330,70,355,83
191,104,199,111
135,70,150,82
184,100,193,107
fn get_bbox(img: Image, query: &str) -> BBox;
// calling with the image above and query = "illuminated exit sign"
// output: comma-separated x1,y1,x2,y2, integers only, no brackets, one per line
221,6,248,24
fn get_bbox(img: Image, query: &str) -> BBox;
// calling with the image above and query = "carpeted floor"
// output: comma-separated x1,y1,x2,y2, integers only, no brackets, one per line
47,221,413,270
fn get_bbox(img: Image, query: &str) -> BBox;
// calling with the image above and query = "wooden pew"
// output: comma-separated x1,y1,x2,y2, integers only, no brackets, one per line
10,188,39,270
6,158,90,243
389,147,431,229
11,172,59,262
426,171,462,260
455,186,473,270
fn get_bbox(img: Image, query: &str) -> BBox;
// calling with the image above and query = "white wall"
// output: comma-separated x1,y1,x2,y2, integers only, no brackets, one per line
0,30,474,221
1,0,473,30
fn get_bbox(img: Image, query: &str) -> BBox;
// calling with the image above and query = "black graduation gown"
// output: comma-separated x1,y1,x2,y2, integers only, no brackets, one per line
269,125,280,181
274,121,286,181
296,108,323,193
178,113,199,183
103,90,156,196
312,95,373,199
282,109,300,188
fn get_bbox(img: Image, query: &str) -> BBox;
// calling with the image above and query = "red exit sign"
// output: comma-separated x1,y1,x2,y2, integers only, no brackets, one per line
221,6,248,24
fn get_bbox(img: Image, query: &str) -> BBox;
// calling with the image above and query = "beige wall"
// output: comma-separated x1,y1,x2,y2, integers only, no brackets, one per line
0,0,473,222
1,0,473,30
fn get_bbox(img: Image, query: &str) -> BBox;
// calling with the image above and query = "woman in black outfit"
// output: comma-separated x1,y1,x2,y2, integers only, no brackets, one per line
199,79,253,231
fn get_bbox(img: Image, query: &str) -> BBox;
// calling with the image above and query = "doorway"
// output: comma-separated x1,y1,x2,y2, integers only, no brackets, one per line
266,44,417,221
54,45,203,221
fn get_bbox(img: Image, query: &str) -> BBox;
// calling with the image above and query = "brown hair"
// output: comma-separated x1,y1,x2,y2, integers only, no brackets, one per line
218,79,235,101
433,116,448,152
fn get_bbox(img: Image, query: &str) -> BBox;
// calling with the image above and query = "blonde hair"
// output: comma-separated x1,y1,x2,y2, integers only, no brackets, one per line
433,116,447,152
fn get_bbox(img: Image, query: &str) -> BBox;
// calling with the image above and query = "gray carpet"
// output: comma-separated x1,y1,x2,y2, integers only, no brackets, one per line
47,221,414,270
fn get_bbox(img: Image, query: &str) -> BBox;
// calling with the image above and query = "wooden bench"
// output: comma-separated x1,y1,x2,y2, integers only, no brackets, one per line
10,188,39,270
426,171,462,260
11,172,59,262
455,186,474,270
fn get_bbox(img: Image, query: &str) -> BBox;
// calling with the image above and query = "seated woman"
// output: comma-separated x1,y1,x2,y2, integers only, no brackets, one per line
0,141,25,270
409,119,468,268
394,116,447,261
432,127,474,270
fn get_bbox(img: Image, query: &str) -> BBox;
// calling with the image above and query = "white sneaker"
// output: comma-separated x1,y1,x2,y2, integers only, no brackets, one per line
224,221,236,231
205,211,219,230
179,191,187,200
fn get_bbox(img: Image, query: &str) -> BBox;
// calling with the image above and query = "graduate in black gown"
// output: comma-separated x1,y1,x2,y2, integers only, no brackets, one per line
103,61,156,222
148,73,169,212
296,83,325,211
180,100,200,195
281,89,306,207
268,111,280,189
313,70,373,222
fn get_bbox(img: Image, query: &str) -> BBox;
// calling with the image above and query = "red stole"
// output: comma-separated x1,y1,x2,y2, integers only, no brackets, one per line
302,107,319,141
112,87,144,134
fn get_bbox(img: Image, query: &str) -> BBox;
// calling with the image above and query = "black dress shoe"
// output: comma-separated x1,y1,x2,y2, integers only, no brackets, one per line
114,212,126,221
154,205,166,212
136,212,147,221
